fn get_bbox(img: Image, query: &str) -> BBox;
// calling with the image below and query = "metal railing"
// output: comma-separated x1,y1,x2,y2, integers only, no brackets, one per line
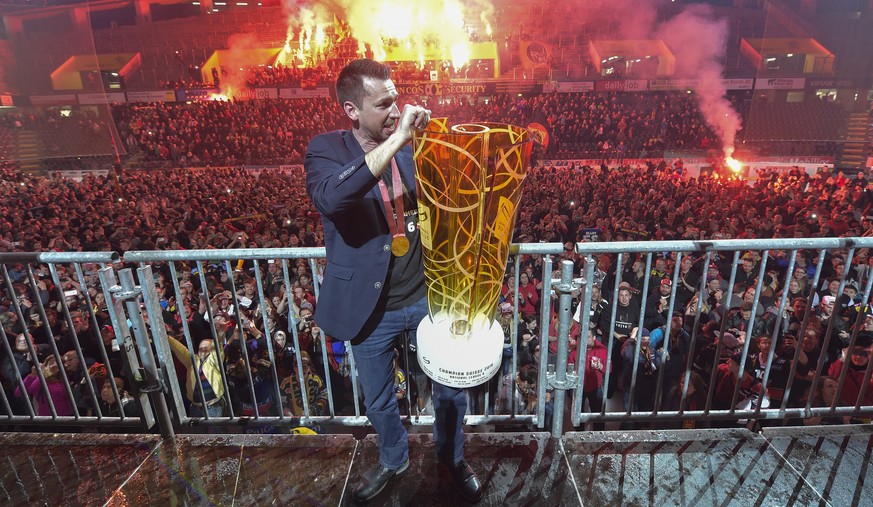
3,237,873,437
118,244,565,432
0,251,157,431
569,237,873,432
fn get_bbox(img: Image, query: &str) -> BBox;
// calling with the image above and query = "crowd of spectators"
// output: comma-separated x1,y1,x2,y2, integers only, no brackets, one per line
0,166,320,254
110,91,739,167
3,160,870,259
107,90,842,170
3,156,873,431
480,91,735,158
2,107,116,163
0,89,838,170
158,58,491,91
160,63,336,91
112,98,346,167
1,85,870,432
233,64,334,89
517,162,872,245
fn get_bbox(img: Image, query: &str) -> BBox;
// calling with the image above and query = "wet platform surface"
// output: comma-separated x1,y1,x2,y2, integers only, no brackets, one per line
1,426,870,506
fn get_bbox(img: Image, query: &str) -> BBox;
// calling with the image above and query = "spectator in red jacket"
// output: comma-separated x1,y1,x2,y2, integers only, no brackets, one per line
827,331,873,421
579,328,608,430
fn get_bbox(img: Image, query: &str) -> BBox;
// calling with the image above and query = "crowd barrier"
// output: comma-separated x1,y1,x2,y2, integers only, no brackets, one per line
2,237,873,438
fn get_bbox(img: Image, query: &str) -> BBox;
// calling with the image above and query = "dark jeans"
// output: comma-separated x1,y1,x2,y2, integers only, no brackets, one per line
190,398,226,418
352,296,468,469
582,386,605,431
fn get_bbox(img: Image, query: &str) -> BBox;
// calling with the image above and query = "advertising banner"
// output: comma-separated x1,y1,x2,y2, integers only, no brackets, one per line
234,88,279,100
542,81,595,93
805,78,857,89
494,81,542,94
595,80,648,92
544,159,602,168
76,92,126,105
0,95,13,107
243,165,301,175
176,88,220,101
648,78,753,91
394,82,497,96
278,87,331,99
64,169,111,181
755,77,805,90
722,78,755,90
30,94,78,106
648,79,696,91
126,90,177,103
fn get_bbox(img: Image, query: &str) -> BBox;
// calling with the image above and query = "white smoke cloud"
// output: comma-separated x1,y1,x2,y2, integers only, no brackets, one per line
494,0,743,156
659,4,742,156
220,33,261,96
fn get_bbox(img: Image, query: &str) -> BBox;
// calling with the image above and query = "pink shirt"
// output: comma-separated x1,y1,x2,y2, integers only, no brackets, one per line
15,374,75,416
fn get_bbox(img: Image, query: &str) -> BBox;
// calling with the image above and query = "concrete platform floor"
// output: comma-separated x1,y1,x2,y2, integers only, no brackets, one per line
1,425,871,506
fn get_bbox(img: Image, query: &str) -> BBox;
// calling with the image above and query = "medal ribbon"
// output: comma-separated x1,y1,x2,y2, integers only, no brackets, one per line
377,158,406,243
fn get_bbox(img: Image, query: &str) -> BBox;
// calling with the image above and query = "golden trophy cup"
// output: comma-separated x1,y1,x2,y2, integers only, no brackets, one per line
413,120,532,388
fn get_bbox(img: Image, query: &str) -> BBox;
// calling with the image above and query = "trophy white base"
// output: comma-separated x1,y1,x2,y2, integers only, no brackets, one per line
416,314,504,388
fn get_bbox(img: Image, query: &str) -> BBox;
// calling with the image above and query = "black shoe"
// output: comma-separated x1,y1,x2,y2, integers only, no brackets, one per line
352,460,409,503
441,459,484,503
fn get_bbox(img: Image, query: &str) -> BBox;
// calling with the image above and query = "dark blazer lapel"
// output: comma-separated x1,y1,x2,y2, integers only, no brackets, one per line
342,131,388,217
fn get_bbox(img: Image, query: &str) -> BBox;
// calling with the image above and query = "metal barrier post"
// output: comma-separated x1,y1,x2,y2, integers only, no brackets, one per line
536,254,554,428
571,254,594,428
112,268,175,439
547,260,579,438
138,265,190,428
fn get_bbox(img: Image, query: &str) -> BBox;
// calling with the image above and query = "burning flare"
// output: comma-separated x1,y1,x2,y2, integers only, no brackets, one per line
724,146,742,173
279,0,493,71
725,157,742,173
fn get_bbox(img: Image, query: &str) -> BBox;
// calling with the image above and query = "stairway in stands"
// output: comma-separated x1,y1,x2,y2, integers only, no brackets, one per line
15,129,41,173
836,110,872,171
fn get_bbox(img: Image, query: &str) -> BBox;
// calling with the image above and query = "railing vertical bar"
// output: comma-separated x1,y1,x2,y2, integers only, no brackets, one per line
599,252,624,416
0,298,35,417
169,261,211,422
72,262,110,418
307,256,337,417
511,255,522,416
729,251,770,414
192,260,236,419
280,258,314,421
653,251,683,414
571,253,595,427
536,254,554,428
252,259,290,420
223,259,261,419
626,253,653,418
854,259,873,410
704,251,741,416
805,250,836,412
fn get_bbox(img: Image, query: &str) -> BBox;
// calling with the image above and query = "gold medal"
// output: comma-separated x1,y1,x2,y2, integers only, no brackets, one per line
391,236,410,257
380,159,410,257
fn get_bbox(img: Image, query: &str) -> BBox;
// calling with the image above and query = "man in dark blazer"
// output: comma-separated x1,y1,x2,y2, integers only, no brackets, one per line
305,59,483,503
